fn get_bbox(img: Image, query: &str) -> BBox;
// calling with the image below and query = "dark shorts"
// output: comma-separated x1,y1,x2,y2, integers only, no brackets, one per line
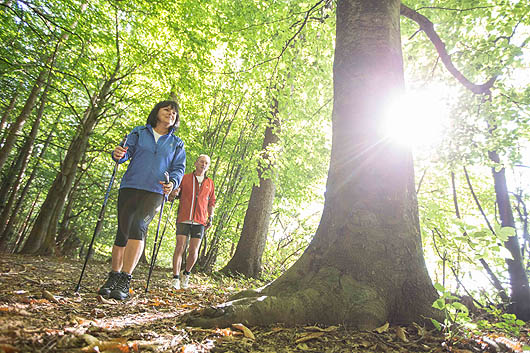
114,188,163,247
176,223,205,239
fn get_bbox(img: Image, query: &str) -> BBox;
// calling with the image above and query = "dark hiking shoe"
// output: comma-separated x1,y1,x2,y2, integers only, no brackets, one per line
109,272,132,300
98,271,121,297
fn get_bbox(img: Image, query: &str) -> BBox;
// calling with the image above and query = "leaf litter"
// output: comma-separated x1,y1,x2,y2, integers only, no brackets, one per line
0,254,529,352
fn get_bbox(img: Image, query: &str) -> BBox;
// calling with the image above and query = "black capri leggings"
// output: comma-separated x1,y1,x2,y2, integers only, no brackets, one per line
114,188,163,247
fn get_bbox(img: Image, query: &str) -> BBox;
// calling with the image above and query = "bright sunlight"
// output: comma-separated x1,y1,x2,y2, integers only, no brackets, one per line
381,84,452,149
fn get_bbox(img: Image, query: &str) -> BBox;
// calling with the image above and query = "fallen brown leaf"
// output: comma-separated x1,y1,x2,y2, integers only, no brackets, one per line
232,323,255,340
42,290,59,303
271,327,287,332
79,333,99,346
304,325,339,332
216,328,233,336
96,295,115,305
0,343,19,353
374,322,389,333
395,326,408,342
81,340,131,352
295,331,325,343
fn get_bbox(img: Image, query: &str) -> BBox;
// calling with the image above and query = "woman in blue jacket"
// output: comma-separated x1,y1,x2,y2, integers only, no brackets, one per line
98,100,186,300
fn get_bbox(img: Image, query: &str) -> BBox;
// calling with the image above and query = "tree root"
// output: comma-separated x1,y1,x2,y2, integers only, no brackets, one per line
186,267,387,329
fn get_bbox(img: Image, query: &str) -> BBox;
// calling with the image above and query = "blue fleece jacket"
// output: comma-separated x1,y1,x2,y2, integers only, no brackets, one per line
114,124,186,194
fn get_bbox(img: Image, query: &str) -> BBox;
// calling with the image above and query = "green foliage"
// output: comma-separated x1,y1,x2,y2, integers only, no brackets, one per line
431,283,471,336
1,0,529,311
476,308,526,337
402,0,530,311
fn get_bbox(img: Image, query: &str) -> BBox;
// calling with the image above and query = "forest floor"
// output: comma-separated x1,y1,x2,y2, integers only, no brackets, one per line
0,254,528,353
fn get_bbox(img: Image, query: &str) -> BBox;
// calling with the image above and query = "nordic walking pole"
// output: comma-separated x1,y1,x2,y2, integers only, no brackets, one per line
152,198,175,264
75,134,128,293
145,171,170,293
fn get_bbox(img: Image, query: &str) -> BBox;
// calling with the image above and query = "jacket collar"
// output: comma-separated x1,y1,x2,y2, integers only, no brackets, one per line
146,124,175,136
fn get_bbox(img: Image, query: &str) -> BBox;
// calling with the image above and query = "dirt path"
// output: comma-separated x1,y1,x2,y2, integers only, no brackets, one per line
0,254,527,352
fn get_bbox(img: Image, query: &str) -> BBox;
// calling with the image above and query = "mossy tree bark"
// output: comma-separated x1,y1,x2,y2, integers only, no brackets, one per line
187,0,440,329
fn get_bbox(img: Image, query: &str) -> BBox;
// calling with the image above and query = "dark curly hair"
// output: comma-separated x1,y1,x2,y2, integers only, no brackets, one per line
146,100,180,130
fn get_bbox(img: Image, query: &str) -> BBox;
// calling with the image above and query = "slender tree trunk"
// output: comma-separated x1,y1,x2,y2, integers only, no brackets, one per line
451,172,509,301
221,99,280,278
0,74,51,234
0,1,87,171
21,76,118,255
12,190,41,253
56,170,85,249
189,0,440,329
0,69,47,171
513,192,529,262
489,150,530,320
0,86,20,144
198,124,256,271
199,214,225,272
0,117,56,249
22,12,124,255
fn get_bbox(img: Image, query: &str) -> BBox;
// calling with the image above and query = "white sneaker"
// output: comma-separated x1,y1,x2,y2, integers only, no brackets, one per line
171,278,180,290
181,274,190,289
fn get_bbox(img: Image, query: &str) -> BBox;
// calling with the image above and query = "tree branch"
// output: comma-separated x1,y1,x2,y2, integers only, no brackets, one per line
400,4,497,95
452,170,509,302
463,166,495,234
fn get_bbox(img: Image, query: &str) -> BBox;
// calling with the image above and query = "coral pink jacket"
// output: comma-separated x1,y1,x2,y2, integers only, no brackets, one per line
176,173,215,226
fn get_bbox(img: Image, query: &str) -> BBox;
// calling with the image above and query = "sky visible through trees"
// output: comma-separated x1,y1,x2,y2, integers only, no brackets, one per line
0,0,530,327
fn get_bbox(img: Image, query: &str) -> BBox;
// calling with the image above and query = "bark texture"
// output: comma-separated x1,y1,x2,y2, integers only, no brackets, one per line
187,0,439,329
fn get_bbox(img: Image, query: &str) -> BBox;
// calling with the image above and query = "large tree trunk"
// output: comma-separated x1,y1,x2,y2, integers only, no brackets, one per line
489,150,530,320
19,122,89,255
221,100,280,278
187,0,439,329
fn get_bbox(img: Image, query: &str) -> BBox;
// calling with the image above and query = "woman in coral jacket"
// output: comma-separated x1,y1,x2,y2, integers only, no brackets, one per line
170,154,215,290
98,100,186,300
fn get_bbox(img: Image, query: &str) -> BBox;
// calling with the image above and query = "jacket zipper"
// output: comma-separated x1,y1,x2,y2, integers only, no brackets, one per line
189,174,206,224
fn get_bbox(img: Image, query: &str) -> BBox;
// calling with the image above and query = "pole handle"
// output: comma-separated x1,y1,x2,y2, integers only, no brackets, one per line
120,134,128,147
